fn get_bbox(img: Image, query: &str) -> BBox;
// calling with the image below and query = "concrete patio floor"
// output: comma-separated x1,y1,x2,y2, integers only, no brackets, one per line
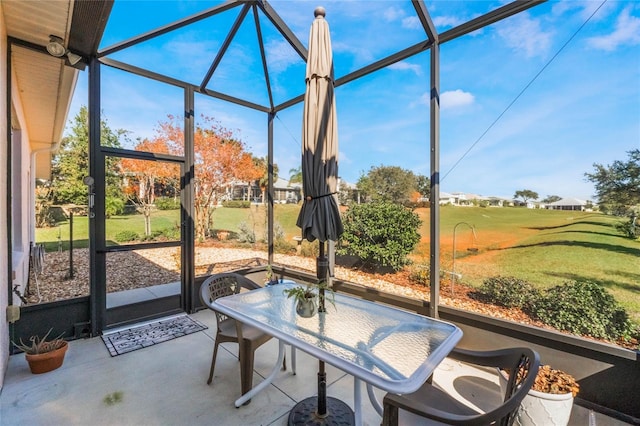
0,310,630,426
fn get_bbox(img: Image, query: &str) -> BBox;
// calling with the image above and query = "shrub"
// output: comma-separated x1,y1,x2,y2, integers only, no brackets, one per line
408,263,448,285
532,280,634,341
155,196,180,210
105,196,125,217
114,230,139,242
300,240,319,258
479,276,540,309
338,201,421,271
271,223,291,253
409,263,430,286
237,221,256,243
263,222,285,242
159,225,180,240
36,205,64,227
222,200,250,208
615,218,638,239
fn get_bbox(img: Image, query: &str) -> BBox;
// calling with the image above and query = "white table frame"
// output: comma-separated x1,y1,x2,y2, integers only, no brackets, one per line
213,283,462,425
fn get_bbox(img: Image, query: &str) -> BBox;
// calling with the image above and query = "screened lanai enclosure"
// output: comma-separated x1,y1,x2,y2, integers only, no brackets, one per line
6,0,640,421
9,0,546,333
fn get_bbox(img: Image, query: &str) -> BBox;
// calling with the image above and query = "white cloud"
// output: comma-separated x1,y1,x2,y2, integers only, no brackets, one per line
332,40,374,63
265,39,302,73
587,7,640,51
496,14,552,58
383,7,404,22
441,89,475,110
412,89,474,109
402,16,421,30
388,61,422,76
432,15,465,29
339,150,352,166
552,0,617,23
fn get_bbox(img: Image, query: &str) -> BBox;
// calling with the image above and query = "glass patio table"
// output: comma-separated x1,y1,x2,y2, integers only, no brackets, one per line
213,282,463,426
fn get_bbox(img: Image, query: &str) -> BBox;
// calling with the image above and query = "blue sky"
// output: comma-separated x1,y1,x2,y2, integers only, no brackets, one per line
67,0,640,201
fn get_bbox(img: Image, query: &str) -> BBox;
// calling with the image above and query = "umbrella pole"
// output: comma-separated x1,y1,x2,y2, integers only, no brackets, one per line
317,360,327,417
317,241,327,416
317,241,327,312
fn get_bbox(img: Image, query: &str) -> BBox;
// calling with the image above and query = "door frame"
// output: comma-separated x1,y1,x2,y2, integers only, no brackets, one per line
88,59,196,334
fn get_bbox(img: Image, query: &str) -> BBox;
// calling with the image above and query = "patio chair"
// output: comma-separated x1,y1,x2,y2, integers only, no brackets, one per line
382,346,540,426
200,273,293,403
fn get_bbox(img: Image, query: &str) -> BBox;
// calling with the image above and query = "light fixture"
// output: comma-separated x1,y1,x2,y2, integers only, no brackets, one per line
66,51,82,66
46,35,83,67
46,35,66,57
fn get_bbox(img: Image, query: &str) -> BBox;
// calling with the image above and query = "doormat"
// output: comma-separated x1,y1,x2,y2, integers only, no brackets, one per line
101,314,207,357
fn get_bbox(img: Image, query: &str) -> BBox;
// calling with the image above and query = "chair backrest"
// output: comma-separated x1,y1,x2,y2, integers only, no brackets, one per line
200,273,261,325
449,347,540,426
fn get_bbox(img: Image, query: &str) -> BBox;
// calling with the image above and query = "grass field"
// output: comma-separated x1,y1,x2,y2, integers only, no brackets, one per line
419,206,640,324
36,204,640,323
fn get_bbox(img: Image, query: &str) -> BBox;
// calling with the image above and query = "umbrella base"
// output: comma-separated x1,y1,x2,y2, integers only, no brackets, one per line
288,396,354,426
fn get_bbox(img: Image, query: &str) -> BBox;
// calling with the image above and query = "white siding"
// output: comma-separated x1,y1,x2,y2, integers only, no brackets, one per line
0,3,10,389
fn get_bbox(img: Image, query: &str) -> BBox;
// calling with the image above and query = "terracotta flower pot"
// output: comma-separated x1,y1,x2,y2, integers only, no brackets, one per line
25,341,68,374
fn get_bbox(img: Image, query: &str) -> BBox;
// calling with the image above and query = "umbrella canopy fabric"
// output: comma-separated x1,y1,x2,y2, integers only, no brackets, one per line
296,7,343,243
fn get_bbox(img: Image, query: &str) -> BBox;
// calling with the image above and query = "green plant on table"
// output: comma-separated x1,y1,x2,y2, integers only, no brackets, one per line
12,328,65,355
283,284,316,301
283,281,335,308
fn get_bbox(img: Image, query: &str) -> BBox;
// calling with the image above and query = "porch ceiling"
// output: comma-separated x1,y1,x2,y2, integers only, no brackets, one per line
3,0,112,179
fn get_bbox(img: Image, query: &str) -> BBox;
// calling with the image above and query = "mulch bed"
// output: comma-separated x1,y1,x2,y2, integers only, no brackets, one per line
23,244,637,350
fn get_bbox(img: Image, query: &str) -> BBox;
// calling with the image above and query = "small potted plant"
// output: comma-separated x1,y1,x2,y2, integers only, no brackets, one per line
283,284,317,317
283,281,335,317
12,329,68,374
264,264,279,285
499,364,579,426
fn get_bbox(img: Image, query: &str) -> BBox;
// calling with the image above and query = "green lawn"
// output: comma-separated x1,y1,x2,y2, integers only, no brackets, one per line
430,207,640,324
36,204,640,323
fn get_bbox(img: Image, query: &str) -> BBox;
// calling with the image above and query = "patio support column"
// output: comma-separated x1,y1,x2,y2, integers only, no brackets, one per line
183,86,196,312
429,41,440,319
5,41,13,311
267,112,275,265
88,57,105,334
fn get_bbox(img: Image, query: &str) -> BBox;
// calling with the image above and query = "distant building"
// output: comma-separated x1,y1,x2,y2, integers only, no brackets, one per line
546,197,587,211
227,178,302,204
273,178,302,203
338,179,360,204
439,191,456,205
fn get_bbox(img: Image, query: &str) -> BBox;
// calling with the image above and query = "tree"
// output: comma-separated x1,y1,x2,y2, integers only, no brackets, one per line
416,174,430,200
338,201,421,271
289,166,302,184
586,149,640,216
51,106,124,205
154,115,262,240
514,189,539,203
254,156,279,204
120,138,177,236
542,195,562,204
357,165,417,205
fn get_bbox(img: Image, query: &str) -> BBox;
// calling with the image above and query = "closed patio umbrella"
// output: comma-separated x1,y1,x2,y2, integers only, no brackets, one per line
291,7,351,425
296,8,343,246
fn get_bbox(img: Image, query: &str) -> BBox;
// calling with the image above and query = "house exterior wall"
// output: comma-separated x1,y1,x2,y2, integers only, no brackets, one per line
0,2,10,389
0,4,35,388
